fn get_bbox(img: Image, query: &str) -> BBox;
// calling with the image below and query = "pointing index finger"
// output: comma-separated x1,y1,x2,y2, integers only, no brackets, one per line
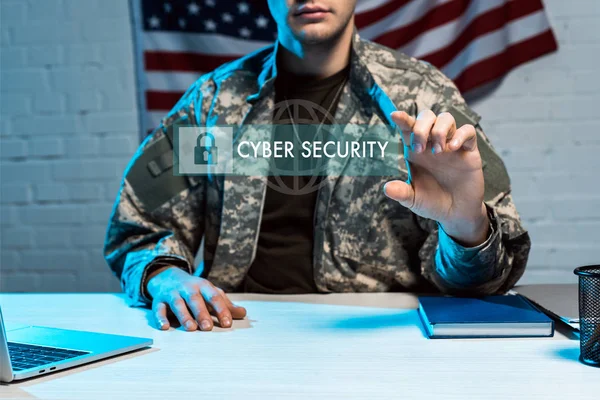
391,111,416,145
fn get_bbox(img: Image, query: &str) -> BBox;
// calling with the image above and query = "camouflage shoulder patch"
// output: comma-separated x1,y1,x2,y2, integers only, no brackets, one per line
126,123,190,212
447,104,511,201
356,35,434,77
447,102,481,127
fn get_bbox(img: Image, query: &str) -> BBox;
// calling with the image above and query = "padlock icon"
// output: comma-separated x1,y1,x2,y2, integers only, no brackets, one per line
194,132,218,165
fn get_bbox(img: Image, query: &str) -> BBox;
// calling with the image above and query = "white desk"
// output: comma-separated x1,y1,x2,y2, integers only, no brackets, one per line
0,292,597,400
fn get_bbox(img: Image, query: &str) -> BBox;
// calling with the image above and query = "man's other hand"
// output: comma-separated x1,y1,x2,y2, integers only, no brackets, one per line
385,110,489,247
146,267,247,331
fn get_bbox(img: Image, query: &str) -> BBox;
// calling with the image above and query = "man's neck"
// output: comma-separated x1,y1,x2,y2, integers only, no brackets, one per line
277,24,354,80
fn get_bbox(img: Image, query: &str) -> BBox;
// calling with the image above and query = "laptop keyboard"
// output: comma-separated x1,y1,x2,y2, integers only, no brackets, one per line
8,342,90,372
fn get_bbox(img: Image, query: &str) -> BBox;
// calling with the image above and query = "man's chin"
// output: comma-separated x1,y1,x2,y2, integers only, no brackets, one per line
295,26,340,45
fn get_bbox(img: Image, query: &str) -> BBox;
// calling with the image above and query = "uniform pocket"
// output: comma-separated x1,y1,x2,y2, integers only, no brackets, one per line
329,179,425,290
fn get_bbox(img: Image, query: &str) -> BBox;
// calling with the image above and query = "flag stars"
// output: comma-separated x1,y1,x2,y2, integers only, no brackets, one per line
255,15,269,29
222,12,233,23
205,0,216,6
163,2,172,13
205,19,217,31
239,27,252,38
238,2,250,14
148,15,161,29
188,2,200,15
179,18,187,28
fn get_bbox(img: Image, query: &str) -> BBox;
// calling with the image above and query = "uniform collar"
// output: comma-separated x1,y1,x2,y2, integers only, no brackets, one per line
245,40,279,104
247,31,377,100
245,29,397,127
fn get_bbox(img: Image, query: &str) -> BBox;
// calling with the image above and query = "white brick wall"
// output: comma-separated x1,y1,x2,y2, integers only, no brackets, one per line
1,0,598,293
0,0,134,292
468,0,600,284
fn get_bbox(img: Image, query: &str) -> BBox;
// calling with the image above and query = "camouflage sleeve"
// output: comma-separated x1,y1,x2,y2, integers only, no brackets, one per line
413,63,531,295
103,77,213,307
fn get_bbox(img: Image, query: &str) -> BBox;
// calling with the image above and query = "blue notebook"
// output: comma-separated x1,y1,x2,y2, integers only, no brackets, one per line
418,295,554,338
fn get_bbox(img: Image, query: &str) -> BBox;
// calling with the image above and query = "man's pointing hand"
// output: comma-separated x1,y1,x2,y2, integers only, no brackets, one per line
384,109,490,247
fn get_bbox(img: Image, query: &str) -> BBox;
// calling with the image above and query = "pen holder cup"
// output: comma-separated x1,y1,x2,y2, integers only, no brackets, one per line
574,265,600,367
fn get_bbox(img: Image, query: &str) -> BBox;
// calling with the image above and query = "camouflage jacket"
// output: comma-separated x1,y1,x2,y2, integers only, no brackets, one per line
104,33,531,307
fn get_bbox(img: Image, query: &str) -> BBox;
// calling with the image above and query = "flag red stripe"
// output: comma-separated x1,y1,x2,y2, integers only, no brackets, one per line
145,31,559,110
146,90,185,110
145,51,237,72
140,0,559,124
455,29,558,93
373,0,471,50
421,0,547,68
354,0,413,29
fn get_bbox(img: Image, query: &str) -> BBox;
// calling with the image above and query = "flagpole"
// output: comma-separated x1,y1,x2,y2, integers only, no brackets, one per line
129,0,148,143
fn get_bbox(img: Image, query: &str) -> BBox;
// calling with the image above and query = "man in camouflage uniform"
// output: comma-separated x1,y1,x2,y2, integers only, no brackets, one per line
104,0,530,332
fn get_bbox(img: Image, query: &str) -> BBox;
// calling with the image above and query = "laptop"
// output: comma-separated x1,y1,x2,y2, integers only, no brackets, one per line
0,306,153,383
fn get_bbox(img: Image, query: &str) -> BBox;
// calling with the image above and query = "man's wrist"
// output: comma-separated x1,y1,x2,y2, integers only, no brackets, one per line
144,265,176,300
147,265,174,282
439,203,490,247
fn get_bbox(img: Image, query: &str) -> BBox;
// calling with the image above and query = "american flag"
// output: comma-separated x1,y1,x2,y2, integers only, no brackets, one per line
135,0,558,132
